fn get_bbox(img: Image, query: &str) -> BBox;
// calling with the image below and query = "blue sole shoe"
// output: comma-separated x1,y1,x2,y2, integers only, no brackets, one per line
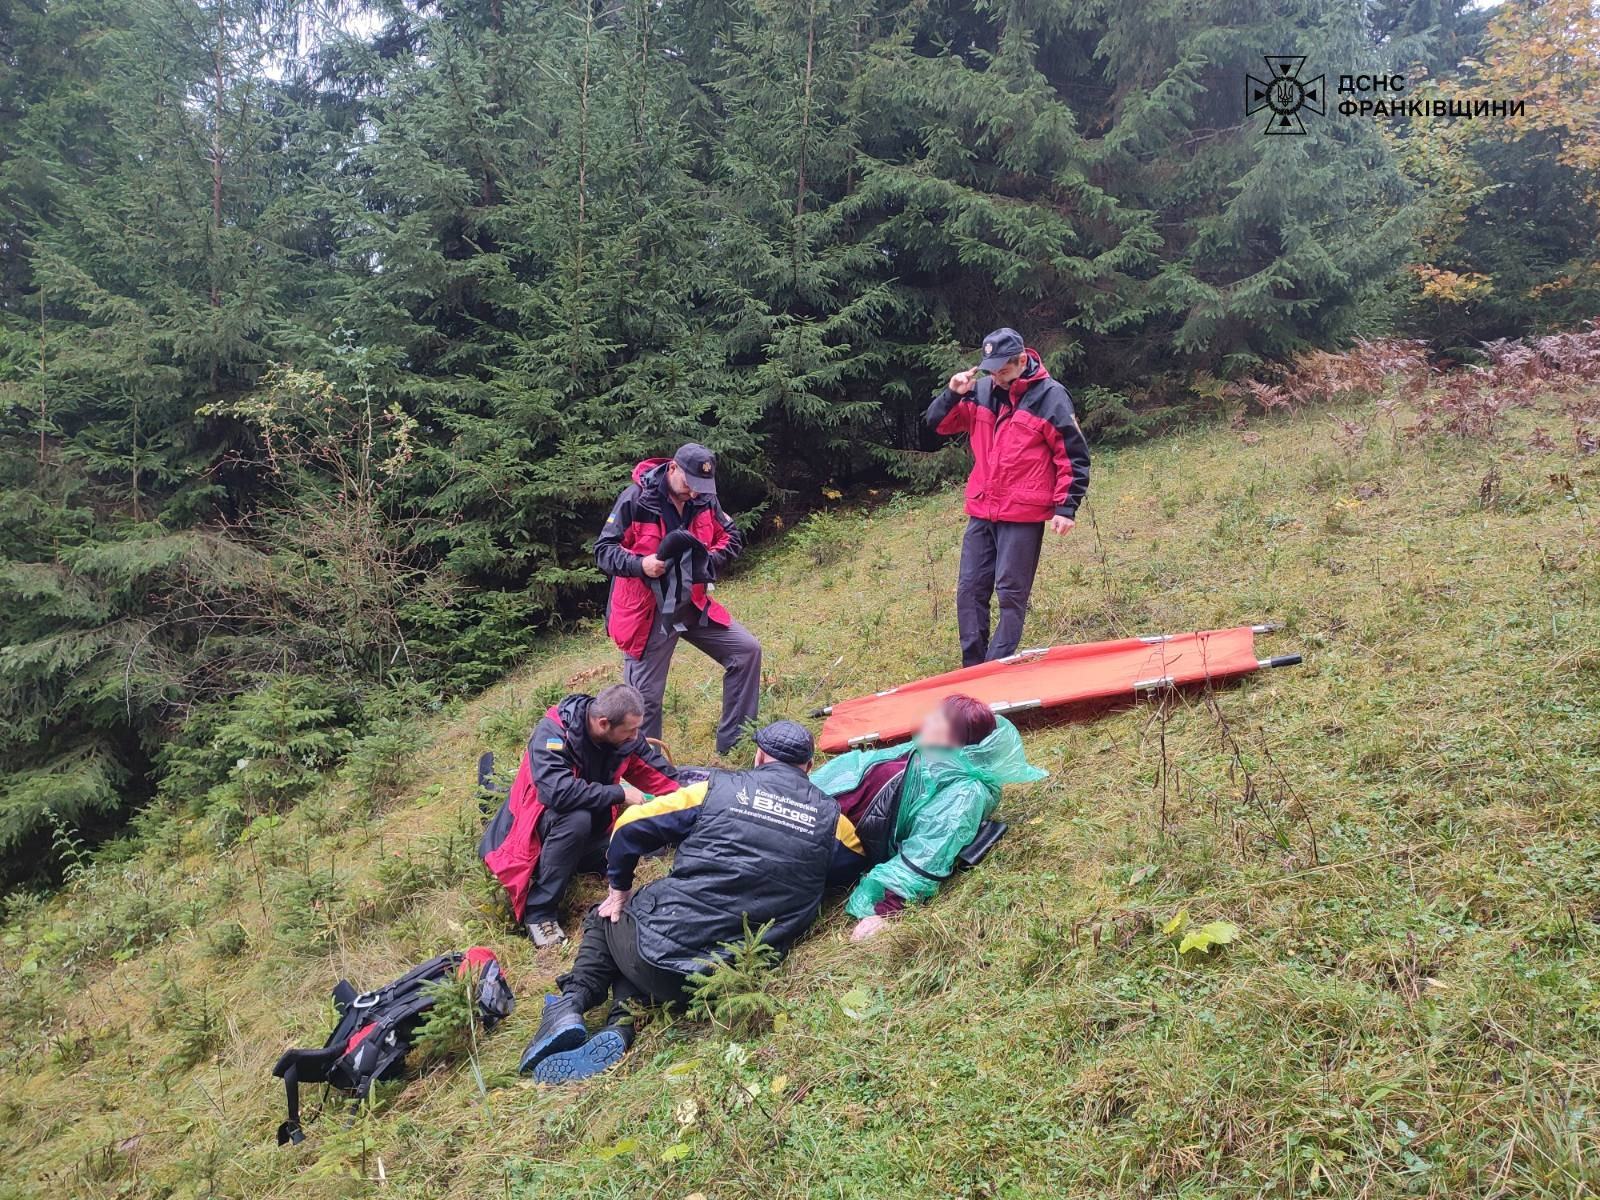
517,995,588,1074
532,1028,629,1084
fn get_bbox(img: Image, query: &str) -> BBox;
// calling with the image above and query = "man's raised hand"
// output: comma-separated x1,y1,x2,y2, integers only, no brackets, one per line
1049,515,1076,536
599,887,632,922
947,367,980,395
640,553,668,578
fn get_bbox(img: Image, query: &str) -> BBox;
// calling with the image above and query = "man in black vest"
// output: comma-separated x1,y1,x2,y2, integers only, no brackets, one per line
519,720,865,1082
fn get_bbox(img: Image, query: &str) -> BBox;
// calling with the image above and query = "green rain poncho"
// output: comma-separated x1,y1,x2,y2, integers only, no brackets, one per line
810,715,1047,920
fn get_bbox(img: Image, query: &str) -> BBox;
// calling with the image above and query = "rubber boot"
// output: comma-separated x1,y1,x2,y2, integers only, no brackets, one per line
532,1020,634,1085
517,993,587,1074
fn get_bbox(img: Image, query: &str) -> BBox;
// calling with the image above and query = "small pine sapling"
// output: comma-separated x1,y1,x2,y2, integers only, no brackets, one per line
413,971,479,1064
685,918,783,1037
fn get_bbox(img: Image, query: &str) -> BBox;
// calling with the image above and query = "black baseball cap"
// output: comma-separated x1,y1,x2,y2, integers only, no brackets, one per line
673,443,717,496
977,327,1025,372
754,719,815,766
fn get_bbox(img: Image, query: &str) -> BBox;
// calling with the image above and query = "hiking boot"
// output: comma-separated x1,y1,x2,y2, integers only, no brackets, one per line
518,993,588,1074
526,918,568,948
533,1022,634,1085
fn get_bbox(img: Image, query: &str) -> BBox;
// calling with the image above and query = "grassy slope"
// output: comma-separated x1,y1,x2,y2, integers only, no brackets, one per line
4,387,1599,1200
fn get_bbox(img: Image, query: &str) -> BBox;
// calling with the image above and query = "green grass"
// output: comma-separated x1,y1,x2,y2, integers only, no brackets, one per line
4,388,1600,1199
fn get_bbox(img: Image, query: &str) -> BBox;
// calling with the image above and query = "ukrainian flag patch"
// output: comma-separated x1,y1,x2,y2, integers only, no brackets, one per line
544,738,563,751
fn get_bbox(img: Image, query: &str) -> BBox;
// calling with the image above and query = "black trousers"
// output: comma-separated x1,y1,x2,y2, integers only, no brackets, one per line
957,517,1046,666
523,808,609,924
556,908,688,1026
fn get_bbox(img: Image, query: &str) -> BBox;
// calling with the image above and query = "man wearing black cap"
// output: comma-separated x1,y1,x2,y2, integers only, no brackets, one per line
595,443,762,754
519,719,866,1083
926,327,1091,666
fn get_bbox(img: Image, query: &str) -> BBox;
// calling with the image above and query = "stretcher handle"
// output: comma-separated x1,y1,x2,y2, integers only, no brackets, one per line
1261,654,1302,669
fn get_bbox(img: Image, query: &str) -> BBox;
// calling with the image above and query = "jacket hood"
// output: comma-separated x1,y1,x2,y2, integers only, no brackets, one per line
555,693,591,735
632,457,671,485
1006,349,1050,396
918,715,1048,793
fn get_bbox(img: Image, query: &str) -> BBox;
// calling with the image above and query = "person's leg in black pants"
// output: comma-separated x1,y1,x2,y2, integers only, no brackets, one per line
557,908,686,1021
987,520,1045,661
533,907,687,1083
518,907,623,1074
956,517,998,667
555,909,628,1013
523,807,607,942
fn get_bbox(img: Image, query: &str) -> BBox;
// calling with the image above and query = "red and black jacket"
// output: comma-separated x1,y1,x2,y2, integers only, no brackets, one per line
595,457,743,659
926,350,1091,523
477,693,678,920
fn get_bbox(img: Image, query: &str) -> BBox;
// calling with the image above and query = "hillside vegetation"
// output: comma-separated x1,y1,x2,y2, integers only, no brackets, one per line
3,373,1599,1199
9,0,1600,880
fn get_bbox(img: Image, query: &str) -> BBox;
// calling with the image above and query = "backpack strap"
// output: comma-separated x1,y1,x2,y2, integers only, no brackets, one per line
272,1045,342,1145
896,848,954,883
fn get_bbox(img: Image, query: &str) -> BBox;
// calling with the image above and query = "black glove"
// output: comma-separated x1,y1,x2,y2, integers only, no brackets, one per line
656,529,703,560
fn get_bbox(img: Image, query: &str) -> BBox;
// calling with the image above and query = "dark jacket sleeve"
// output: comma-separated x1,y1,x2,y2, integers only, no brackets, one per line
606,782,708,889
529,716,624,813
595,486,644,579
829,813,869,888
704,502,743,574
925,386,978,435
1040,383,1091,519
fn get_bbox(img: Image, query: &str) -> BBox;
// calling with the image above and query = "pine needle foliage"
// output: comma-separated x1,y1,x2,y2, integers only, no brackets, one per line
685,916,785,1036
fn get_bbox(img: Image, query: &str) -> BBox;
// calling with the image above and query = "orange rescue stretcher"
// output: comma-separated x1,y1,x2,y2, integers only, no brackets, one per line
815,624,1301,753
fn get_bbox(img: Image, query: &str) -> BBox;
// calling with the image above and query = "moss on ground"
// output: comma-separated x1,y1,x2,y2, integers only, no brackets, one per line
3,386,1599,1198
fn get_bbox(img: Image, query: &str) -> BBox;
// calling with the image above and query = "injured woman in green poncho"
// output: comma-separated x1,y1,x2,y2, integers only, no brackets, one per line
810,694,1047,942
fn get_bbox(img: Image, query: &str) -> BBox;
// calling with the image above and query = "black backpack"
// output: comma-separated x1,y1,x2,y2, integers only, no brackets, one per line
272,948,515,1145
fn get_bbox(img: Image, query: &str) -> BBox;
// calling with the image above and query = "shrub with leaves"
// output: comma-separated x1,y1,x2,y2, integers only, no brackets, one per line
1410,323,1600,440
1233,339,1431,413
789,511,854,569
273,861,345,954
205,921,247,960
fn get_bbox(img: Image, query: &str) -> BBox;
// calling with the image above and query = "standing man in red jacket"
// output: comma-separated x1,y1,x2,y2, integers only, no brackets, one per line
595,444,762,755
927,328,1091,666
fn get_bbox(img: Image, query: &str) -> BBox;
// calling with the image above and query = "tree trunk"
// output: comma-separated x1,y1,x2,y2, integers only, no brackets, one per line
796,0,816,221
130,392,141,520
793,0,817,292
569,0,593,373
209,0,226,392
37,288,47,467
